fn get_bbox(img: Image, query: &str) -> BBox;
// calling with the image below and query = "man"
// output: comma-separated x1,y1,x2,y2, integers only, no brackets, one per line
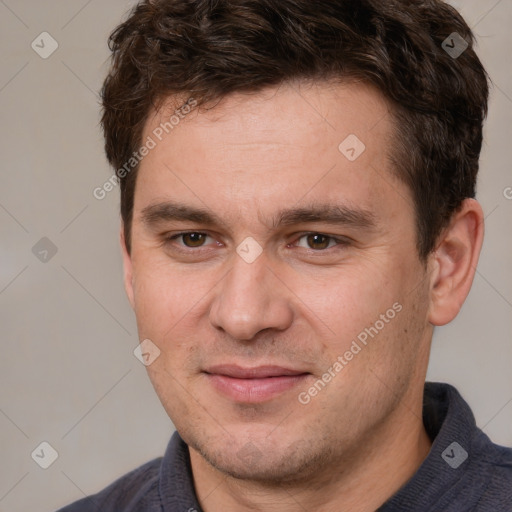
59,0,512,510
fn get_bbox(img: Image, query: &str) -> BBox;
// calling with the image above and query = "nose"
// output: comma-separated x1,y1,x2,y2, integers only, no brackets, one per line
209,247,294,341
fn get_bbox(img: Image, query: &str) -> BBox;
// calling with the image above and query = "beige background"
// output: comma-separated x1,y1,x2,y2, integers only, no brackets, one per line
0,1,510,511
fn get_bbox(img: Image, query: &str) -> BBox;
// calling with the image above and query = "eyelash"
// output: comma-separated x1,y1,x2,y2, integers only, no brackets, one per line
163,231,350,253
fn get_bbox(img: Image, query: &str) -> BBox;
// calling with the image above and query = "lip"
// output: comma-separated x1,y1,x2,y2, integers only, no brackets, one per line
204,365,310,403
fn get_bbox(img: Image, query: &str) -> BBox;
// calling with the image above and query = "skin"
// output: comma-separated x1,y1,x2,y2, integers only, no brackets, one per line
121,80,484,511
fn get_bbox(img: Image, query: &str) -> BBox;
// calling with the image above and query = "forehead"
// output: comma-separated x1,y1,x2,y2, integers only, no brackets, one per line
135,80,410,231
146,79,391,144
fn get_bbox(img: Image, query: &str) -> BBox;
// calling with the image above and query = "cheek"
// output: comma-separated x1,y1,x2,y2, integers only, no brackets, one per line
361,278,430,372
130,253,218,370
310,253,427,377
131,255,193,340
316,267,399,340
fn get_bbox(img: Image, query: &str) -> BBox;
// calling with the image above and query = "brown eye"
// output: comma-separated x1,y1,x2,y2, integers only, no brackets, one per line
180,232,208,247
305,234,331,250
295,233,343,251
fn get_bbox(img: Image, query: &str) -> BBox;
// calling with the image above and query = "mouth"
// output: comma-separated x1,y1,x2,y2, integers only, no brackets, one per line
203,364,311,403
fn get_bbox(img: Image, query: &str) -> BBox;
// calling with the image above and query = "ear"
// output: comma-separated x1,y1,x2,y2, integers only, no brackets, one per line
120,224,135,310
427,198,484,326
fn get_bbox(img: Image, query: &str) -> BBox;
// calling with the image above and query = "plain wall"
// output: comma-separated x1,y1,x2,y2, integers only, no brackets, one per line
0,1,510,510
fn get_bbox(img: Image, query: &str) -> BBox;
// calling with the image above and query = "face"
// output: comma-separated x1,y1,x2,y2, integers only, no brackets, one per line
123,80,433,483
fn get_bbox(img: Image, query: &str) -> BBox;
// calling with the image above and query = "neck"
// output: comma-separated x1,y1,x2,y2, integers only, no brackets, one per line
189,404,432,512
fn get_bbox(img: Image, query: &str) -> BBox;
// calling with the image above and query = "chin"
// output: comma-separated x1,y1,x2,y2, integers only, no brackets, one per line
189,431,326,484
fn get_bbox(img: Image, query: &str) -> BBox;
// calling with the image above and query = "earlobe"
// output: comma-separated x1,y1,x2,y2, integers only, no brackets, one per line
427,199,484,326
120,225,135,310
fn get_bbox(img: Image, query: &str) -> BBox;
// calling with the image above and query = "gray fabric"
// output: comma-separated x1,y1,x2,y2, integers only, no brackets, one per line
57,382,512,511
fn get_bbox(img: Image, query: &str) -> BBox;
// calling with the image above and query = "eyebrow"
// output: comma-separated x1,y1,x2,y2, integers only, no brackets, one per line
140,201,376,232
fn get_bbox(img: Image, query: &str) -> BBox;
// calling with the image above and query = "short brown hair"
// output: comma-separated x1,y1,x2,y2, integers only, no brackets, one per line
101,0,489,259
